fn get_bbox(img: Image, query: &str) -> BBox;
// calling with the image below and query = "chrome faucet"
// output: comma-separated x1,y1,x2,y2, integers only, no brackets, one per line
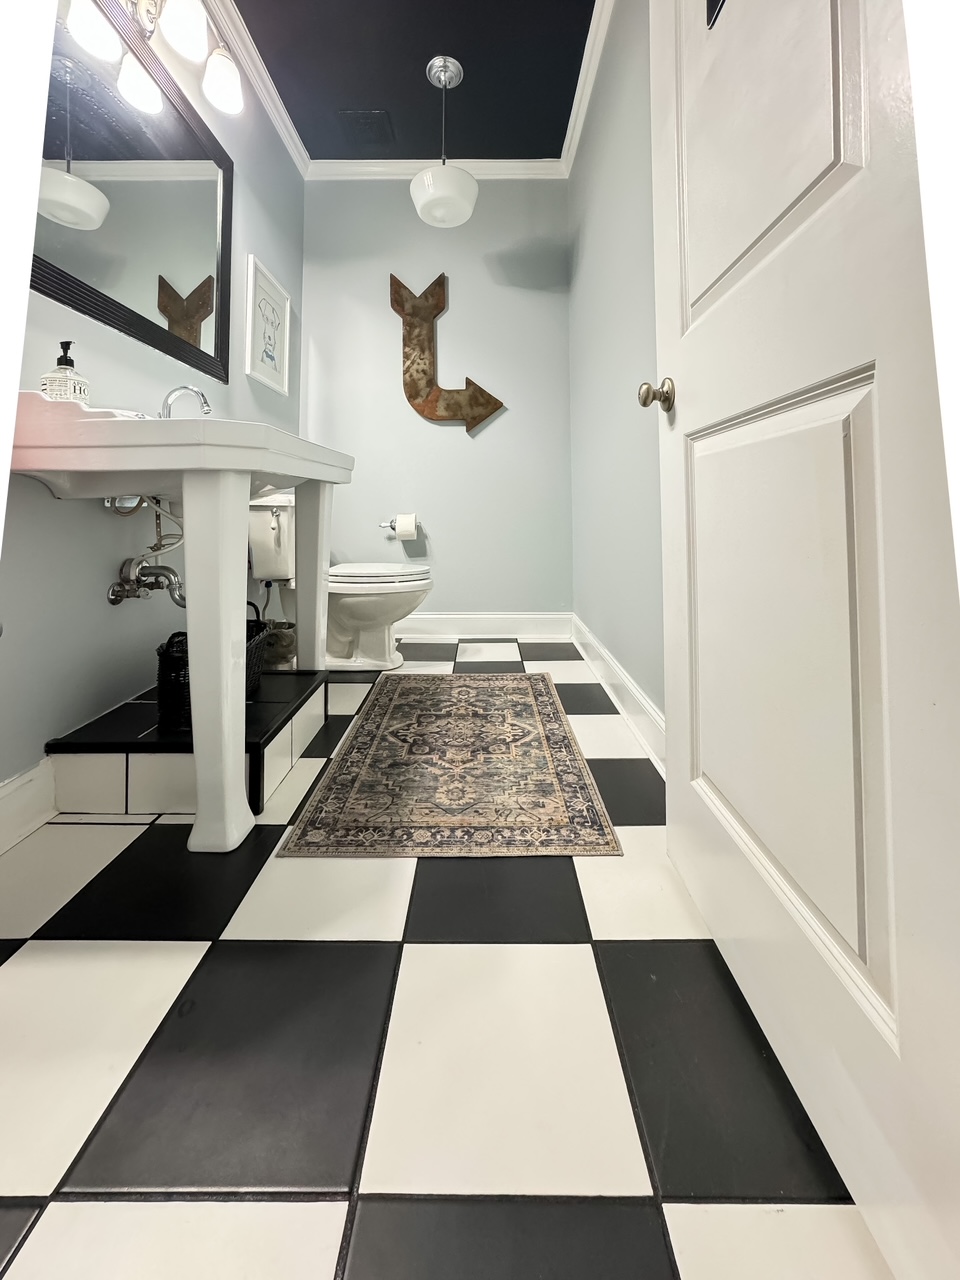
159,385,212,419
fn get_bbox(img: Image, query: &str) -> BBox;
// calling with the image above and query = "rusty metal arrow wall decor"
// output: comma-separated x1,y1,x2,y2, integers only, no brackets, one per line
390,273,504,432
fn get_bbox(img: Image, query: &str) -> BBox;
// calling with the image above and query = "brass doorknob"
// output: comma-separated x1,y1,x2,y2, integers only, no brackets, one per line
638,377,675,413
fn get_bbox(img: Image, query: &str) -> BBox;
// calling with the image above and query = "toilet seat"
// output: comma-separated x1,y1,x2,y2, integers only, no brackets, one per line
329,562,432,585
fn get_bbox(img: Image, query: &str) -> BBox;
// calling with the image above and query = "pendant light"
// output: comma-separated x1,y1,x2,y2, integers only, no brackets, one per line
38,60,110,231
157,0,210,63
202,45,244,115
410,56,478,228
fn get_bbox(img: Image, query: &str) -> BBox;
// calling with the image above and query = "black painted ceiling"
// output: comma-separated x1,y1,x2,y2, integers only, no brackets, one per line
232,0,597,161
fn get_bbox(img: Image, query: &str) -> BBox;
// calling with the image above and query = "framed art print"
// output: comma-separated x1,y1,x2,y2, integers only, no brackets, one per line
245,255,290,395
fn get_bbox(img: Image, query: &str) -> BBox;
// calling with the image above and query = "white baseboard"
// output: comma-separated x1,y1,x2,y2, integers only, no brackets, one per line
398,612,574,640
572,616,666,776
0,759,56,856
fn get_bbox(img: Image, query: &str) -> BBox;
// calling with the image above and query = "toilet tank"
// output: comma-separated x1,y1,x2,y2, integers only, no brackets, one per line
249,493,296,581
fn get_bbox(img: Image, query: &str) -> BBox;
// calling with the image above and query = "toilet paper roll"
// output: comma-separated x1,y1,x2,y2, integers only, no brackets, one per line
394,513,418,541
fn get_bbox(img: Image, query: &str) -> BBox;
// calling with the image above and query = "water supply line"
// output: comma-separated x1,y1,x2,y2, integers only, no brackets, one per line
107,495,186,607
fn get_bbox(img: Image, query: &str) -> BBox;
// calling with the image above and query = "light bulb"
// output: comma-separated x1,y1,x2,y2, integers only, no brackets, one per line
66,0,122,62
158,0,210,63
117,51,163,114
202,47,244,115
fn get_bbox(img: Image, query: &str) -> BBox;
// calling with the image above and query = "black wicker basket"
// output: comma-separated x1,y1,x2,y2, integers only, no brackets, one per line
156,602,270,733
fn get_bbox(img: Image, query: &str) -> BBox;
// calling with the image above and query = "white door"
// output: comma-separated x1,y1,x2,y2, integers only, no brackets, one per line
650,1,960,1275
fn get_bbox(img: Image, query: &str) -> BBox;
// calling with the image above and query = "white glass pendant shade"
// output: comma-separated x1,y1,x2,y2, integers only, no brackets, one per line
38,166,110,230
117,52,163,114
202,48,244,114
66,0,122,62
158,0,210,63
410,164,478,228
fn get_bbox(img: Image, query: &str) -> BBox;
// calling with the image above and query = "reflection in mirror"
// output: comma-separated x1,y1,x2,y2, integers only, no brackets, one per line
31,0,233,381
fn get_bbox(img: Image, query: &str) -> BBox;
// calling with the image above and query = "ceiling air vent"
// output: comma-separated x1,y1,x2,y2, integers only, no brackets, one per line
337,109,395,150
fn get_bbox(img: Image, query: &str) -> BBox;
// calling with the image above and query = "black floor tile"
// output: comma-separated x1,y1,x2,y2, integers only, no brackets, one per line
398,642,458,661
588,759,666,825
597,940,850,1202
328,670,384,682
34,824,284,942
405,858,590,943
0,1202,40,1271
453,661,526,673
519,642,584,661
0,941,24,967
65,942,399,1193
302,715,354,758
555,683,619,715
345,1197,674,1280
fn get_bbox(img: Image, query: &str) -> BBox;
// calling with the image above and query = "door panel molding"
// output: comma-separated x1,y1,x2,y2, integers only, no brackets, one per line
684,365,895,1033
676,0,866,330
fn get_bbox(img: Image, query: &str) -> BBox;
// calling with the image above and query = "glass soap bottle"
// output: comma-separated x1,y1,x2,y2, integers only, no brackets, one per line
40,341,89,403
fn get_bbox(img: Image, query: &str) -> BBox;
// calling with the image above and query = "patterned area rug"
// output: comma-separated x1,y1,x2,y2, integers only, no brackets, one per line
280,673,622,858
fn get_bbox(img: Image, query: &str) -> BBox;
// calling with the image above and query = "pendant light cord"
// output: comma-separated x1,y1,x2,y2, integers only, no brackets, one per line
441,79,447,165
65,75,73,175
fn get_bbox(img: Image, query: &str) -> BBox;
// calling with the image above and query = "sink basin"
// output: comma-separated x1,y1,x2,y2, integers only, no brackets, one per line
13,391,353,500
13,391,354,855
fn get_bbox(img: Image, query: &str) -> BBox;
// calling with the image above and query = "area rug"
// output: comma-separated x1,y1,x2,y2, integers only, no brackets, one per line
279,673,622,858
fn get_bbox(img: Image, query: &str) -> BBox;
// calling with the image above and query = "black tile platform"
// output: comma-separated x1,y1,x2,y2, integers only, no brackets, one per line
45,670,328,815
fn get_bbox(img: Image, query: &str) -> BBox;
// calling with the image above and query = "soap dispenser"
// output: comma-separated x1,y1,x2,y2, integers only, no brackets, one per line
40,341,89,403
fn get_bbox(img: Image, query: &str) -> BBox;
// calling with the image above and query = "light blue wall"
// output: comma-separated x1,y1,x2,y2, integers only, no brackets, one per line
0,42,305,784
301,180,573,613
568,0,664,709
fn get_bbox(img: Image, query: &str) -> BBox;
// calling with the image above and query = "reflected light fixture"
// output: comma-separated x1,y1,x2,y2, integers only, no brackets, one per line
202,45,244,115
157,0,210,63
39,59,110,230
410,56,478,228
66,0,123,62
117,50,164,113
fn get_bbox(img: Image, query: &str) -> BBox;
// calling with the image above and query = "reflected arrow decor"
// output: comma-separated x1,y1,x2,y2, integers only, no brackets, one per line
390,273,504,432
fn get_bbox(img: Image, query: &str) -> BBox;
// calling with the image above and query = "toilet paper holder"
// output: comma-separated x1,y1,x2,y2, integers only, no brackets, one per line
379,519,398,531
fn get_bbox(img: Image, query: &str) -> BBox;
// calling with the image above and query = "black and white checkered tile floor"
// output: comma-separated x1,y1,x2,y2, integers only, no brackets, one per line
0,639,893,1278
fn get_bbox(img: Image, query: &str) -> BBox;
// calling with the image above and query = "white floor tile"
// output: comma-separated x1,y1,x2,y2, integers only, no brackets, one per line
6,1200,347,1280
328,682,375,715
566,715,648,759
50,814,154,824
523,660,603,683
291,687,327,760
397,660,456,674
575,827,708,940
53,755,126,814
263,725,294,801
457,642,522,663
0,941,206,1195
0,825,146,939
222,855,416,940
361,943,651,1196
256,758,325,825
664,1204,895,1280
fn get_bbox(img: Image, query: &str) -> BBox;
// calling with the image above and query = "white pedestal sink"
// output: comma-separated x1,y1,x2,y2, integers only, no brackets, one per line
13,392,354,853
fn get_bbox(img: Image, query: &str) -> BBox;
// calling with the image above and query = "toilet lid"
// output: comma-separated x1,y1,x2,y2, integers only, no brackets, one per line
329,561,431,583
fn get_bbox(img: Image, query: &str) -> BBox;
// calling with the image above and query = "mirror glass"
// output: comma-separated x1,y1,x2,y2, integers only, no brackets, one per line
32,0,233,381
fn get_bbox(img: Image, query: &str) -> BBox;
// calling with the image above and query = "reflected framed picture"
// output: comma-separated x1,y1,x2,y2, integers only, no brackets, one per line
244,254,290,395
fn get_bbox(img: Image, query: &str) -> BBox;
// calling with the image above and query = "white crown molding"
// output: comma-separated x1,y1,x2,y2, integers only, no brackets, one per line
45,159,219,182
306,158,568,181
201,0,311,177
199,0,612,183
561,0,615,177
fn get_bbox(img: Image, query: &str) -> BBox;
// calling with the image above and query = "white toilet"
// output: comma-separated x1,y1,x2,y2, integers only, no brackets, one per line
249,494,432,671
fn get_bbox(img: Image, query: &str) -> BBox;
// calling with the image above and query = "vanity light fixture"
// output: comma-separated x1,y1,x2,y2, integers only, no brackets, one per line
117,49,164,113
410,56,478,228
202,45,244,115
157,0,210,63
66,0,123,62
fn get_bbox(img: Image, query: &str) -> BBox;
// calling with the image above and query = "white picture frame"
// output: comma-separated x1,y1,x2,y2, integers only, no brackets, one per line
244,254,290,396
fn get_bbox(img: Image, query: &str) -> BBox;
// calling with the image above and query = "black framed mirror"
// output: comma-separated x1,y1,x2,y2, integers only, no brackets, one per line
32,0,233,382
